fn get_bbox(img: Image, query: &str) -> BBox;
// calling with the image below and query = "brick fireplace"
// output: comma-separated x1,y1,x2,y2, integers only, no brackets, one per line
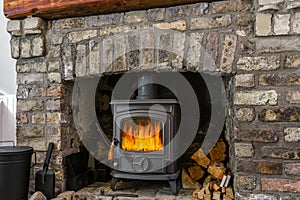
6,0,300,199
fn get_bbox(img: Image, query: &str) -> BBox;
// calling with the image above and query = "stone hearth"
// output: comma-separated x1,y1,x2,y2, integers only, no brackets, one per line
6,0,300,199
74,181,195,200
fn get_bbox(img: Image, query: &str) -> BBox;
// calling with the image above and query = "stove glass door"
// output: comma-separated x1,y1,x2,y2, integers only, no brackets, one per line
121,118,163,152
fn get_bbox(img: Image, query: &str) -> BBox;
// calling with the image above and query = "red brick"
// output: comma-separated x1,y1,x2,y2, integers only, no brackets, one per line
261,178,300,193
284,163,300,176
17,100,44,112
259,73,300,86
206,32,219,63
46,99,61,111
29,86,46,97
259,107,300,122
47,85,63,97
17,125,44,137
261,146,300,160
236,13,253,27
16,113,28,124
236,128,278,142
240,40,255,55
237,160,282,174
45,126,61,137
212,0,251,13
286,91,300,104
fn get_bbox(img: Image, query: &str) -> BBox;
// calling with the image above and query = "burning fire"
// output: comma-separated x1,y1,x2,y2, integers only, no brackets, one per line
121,119,163,151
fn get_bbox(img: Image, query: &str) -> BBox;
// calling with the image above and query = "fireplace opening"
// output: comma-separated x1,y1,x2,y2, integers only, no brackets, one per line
94,71,231,195
96,72,211,143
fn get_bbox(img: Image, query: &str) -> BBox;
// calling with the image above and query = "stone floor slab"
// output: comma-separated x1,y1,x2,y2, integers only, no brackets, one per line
75,181,194,200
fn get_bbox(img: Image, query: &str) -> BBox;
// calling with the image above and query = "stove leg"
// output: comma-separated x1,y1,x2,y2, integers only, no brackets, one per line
111,177,119,191
168,179,178,195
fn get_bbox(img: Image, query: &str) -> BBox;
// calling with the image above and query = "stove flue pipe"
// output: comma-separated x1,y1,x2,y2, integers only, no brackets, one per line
136,73,159,100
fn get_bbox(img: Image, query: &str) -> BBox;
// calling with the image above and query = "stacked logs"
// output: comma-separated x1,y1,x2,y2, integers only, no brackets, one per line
181,140,234,200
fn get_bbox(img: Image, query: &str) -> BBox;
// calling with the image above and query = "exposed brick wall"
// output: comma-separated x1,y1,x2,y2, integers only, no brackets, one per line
6,0,300,198
234,0,300,199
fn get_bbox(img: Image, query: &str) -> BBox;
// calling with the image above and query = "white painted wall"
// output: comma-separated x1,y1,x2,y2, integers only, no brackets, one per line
0,0,17,143
0,0,17,95
0,94,16,145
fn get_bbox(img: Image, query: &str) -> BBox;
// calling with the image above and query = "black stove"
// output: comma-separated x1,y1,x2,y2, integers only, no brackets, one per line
109,74,181,194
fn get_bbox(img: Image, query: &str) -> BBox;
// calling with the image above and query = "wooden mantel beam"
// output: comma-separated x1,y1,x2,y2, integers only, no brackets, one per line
4,0,213,20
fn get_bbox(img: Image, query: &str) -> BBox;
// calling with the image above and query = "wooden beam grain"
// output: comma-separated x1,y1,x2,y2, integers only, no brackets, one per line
4,0,213,20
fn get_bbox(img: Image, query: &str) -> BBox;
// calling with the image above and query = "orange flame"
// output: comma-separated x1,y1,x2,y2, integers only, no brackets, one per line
121,119,163,151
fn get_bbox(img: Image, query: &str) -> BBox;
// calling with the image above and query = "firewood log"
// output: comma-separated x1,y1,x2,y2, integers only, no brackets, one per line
188,165,205,181
192,188,201,198
212,182,221,192
181,168,201,189
204,184,210,196
197,188,205,200
223,195,233,200
203,175,212,188
212,191,221,200
209,141,226,162
203,194,212,200
225,187,234,199
207,161,226,180
191,148,210,168
221,187,226,194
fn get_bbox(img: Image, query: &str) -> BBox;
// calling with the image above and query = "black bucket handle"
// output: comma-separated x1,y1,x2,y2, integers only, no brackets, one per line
32,151,36,167
31,151,37,176
0,140,15,146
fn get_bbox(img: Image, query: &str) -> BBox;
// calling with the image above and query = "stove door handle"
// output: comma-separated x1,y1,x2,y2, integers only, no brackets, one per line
113,138,119,146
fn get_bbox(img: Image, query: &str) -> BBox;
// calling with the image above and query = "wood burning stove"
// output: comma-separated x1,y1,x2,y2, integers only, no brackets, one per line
110,74,181,194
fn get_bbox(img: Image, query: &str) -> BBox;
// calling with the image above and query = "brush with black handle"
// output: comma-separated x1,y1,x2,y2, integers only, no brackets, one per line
35,142,55,199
